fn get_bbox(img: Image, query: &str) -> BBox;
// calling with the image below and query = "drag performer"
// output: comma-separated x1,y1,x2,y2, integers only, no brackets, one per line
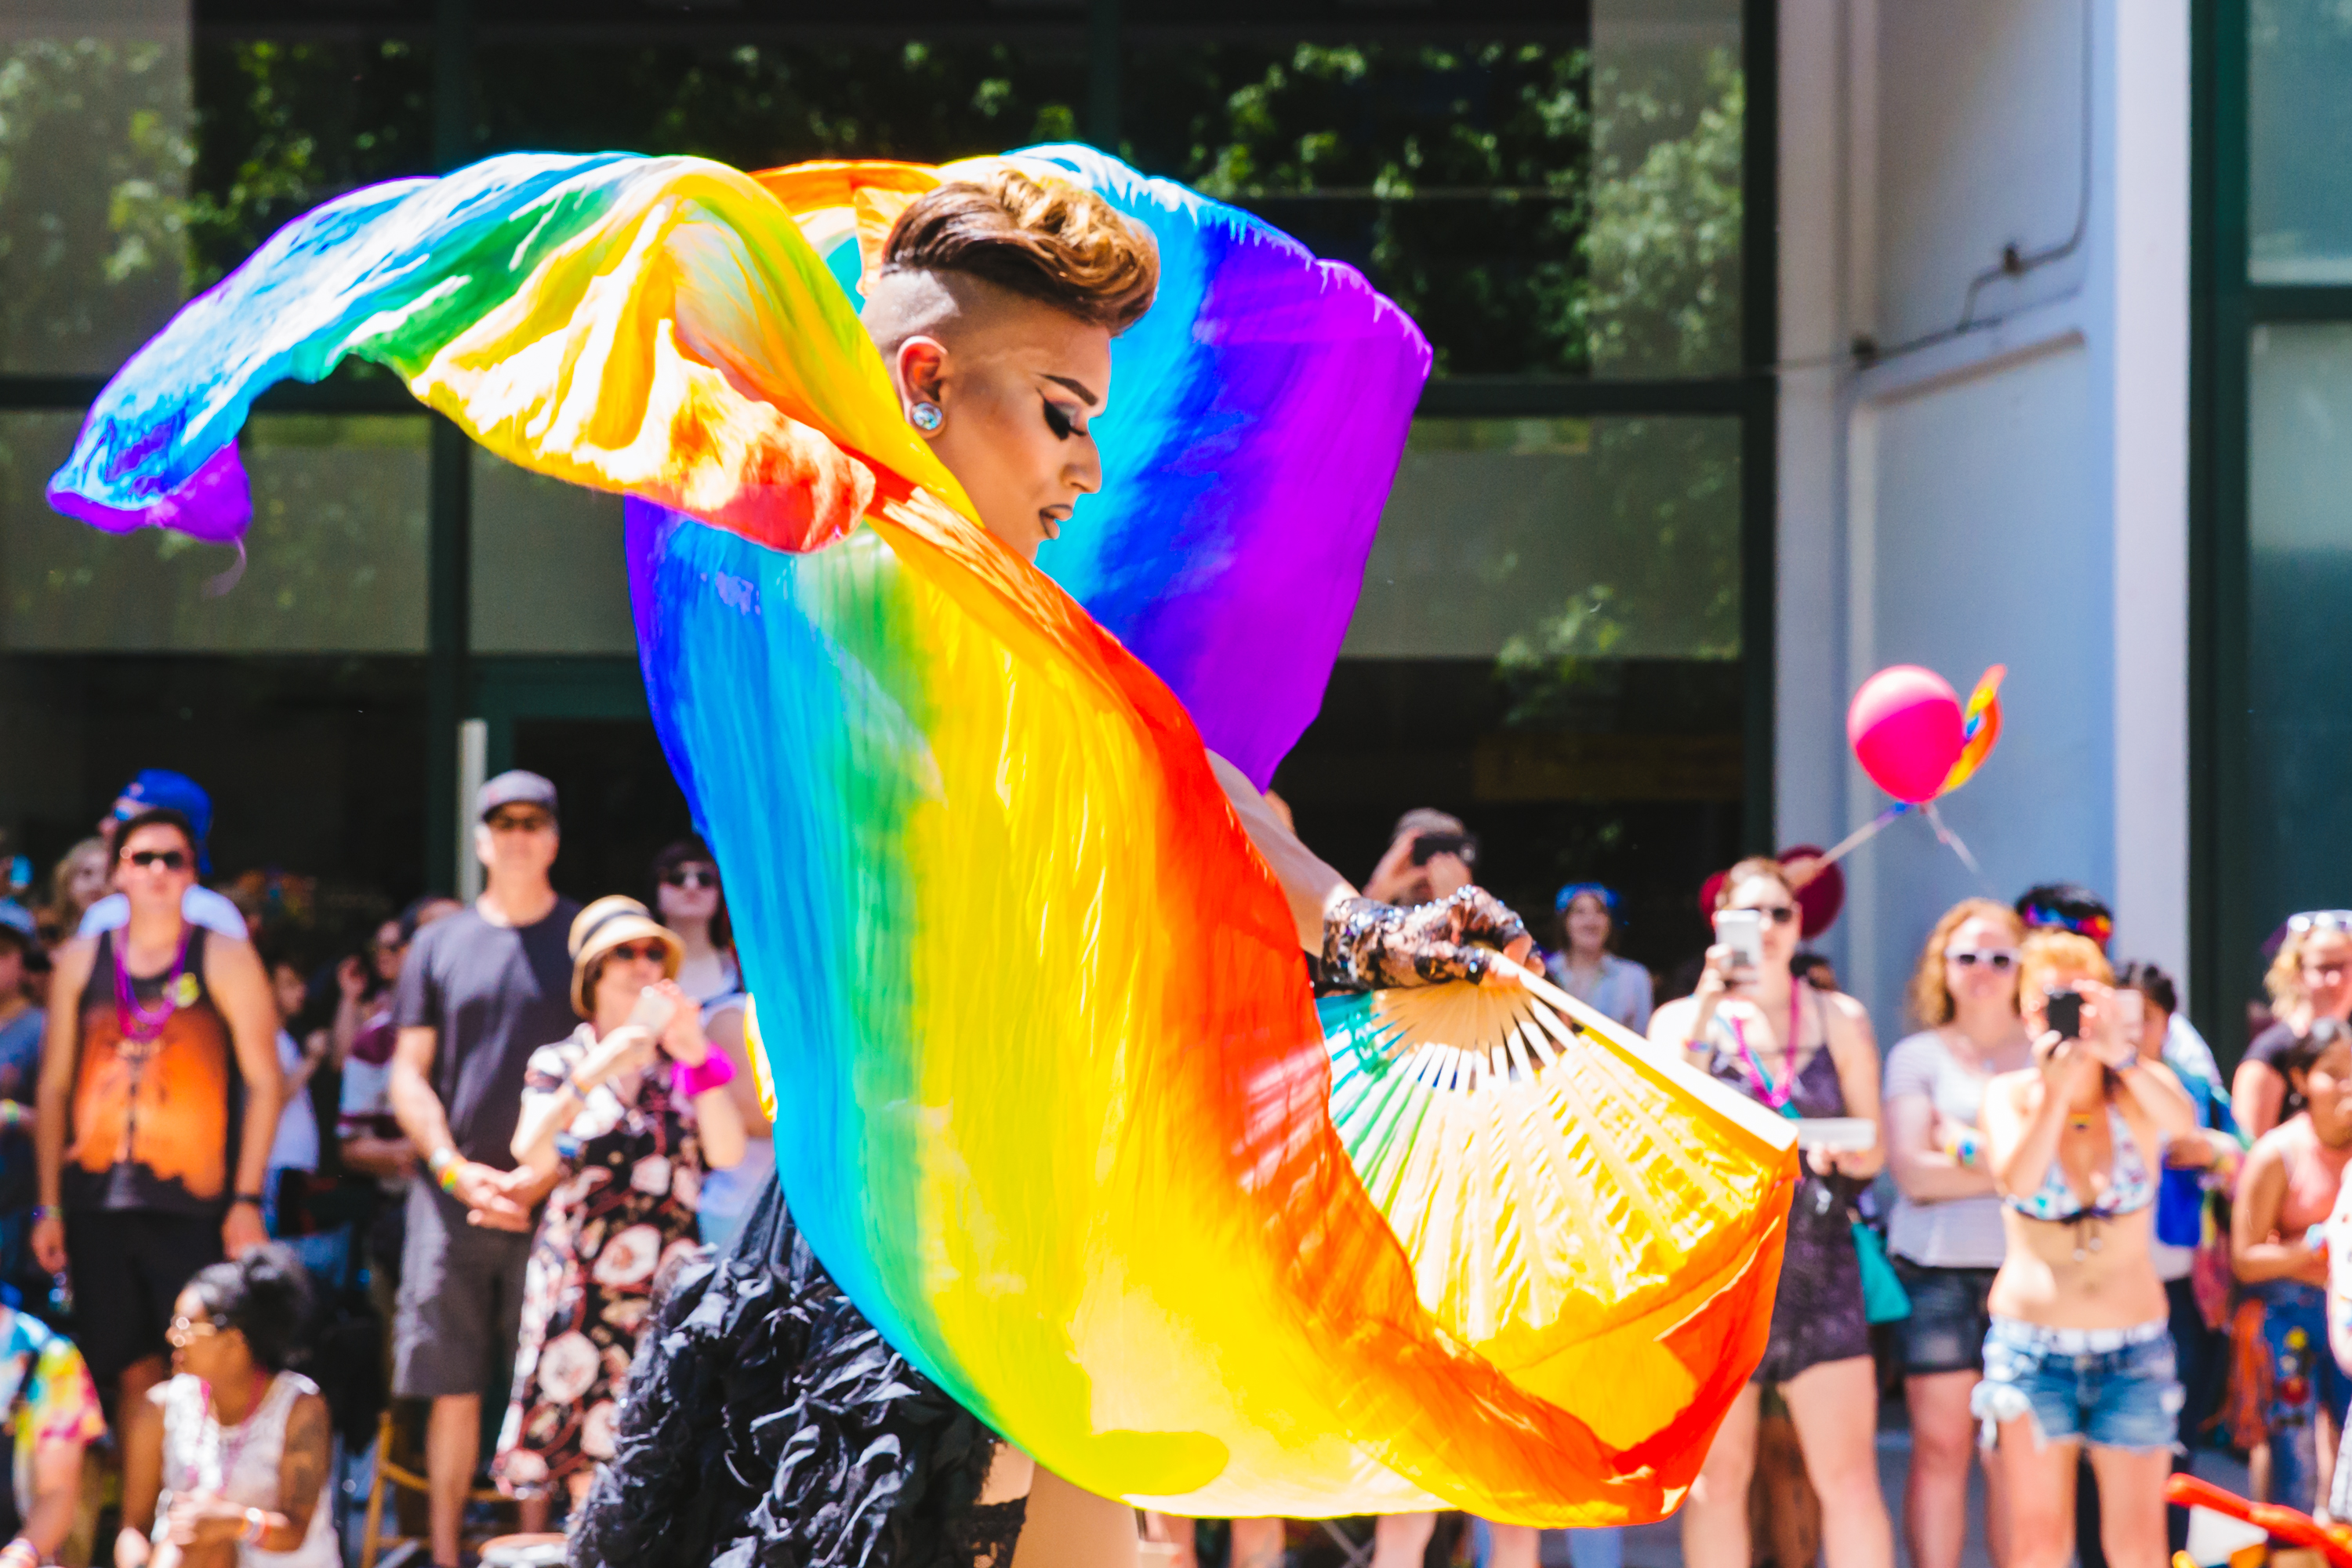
48,144,1796,1566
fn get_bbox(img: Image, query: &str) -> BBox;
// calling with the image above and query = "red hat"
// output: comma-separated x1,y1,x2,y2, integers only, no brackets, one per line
1698,848,1846,941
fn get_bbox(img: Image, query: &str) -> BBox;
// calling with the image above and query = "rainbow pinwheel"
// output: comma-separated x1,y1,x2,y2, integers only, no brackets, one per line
47,146,1796,1523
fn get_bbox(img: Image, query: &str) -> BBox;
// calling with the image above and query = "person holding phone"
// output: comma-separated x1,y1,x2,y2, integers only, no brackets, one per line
1882,898,2032,1568
2230,1018,2352,1516
492,896,748,1515
1975,931,2198,1568
1646,857,1893,1568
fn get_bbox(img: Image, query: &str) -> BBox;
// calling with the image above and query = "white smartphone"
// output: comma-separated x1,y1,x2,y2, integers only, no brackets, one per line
1713,908,1764,974
626,985,679,1036
1795,1117,1877,1153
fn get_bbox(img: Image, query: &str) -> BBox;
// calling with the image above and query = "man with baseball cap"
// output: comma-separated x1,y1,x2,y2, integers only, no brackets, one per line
78,771,247,942
387,771,579,1566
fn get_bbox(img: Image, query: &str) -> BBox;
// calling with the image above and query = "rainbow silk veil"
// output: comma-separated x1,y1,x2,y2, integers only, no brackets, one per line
47,145,1797,1523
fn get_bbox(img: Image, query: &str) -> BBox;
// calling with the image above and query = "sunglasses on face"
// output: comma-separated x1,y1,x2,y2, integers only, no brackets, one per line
165,1316,219,1346
1733,904,1798,925
486,812,554,834
122,849,189,872
661,866,717,891
606,942,667,965
2292,911,2352,935
1947,949,2018,970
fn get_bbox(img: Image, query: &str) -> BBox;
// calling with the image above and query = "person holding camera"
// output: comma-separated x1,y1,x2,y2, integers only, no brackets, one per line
1646,857,1892,1568
2230,1018,2352,1516
1974,931,2197,1568
492,896,747,1514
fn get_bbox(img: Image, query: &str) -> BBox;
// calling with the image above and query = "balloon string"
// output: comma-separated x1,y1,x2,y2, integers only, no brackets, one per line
1922,801,1986,879
1810,802,1911,871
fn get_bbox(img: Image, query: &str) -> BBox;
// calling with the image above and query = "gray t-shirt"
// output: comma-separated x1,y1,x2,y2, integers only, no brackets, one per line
1883,1027,2020,1269
391,898,582,1171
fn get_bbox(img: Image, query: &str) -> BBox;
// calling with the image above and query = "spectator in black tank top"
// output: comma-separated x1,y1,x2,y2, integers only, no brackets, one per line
2238,914,2352,1141
28,808,283,1568
387,771,580,1568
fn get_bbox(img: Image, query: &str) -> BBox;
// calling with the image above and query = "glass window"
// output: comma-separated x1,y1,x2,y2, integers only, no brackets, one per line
187,35,434,289
1276,412,1744,967
2,412,430,652
2247,324,2352,928
474,38,1083,169
0,2,193,373
2249,1,2352,283
1346,416,1740,663
470,452,634,655
1120,0,1739,377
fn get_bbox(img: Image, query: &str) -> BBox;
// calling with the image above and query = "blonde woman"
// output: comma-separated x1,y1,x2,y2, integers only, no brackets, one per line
2236,914,2352,1140
1650,858,1892,1568
1884,898,2031,1568
1977,932,2197,1568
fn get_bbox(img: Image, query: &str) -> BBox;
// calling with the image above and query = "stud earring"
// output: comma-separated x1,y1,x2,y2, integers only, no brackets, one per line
909,401,945,434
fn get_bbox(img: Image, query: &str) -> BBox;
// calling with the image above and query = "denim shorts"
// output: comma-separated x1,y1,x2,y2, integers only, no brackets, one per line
1893,1260,1998,1376
1969,1316,2184,1452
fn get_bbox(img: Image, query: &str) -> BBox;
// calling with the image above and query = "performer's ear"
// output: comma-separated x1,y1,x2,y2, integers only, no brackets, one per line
895,336,949,415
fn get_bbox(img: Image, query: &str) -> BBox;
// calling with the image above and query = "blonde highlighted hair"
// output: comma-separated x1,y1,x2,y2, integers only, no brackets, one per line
883,167,1160,333
1907,898,2027,1028
2018,929,2114,1002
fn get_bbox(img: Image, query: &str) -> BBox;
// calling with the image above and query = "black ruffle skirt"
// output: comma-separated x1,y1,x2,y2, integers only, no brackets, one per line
569,1174,1020,1568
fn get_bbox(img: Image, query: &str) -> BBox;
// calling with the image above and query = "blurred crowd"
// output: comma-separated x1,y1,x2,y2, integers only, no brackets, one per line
0,777,2343,1568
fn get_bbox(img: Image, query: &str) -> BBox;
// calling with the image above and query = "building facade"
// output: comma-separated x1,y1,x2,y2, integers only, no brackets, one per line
0,0,2332,1051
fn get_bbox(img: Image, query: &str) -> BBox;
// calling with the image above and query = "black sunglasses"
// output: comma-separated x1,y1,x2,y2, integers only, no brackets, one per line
123,849,189,871
661,866,717,890
606,941,668,964
1734,904,1798,925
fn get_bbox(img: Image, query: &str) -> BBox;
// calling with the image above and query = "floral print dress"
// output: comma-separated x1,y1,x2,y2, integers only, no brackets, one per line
493,1024,707,1498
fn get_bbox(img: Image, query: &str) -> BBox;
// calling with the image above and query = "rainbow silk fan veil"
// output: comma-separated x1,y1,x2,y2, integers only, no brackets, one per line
47,143,1797,1523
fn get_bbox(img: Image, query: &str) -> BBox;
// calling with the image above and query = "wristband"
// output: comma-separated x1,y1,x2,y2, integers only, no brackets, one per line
27,1206,50,1225
242,1508,268,1545
673,1052,738,1098
232,1192,266,1208
428,1146,462,1194
1952,1131,1980,1168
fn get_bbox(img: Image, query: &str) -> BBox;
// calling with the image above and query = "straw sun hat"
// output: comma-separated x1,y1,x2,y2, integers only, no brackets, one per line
568,895,682,1018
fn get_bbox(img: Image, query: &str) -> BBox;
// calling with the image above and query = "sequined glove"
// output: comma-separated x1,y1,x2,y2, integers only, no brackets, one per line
1321,886,1532,989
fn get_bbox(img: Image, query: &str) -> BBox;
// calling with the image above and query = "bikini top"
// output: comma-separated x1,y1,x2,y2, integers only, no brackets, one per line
2005,1106,2155,1222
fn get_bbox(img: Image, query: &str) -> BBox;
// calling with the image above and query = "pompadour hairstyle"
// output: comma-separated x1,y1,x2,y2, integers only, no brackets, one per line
882,168,1160,333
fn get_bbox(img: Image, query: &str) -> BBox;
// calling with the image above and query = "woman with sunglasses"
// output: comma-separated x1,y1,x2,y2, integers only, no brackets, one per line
1975,931,2197,1568
1881,898,2031,1568
1649,857,1893,1568
2236,914,2352,1142
126,1245,332,1568
650,839,739,1006
649,840,770,1247
1547,884,1652,1034
492,896,746,1515
34,809,285,1568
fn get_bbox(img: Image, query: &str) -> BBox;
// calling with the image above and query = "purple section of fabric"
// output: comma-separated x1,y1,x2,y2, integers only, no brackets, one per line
1015,146,1432,789
45,441,251,542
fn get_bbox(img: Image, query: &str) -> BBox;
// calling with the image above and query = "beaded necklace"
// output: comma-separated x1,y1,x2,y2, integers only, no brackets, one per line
1726,982,1808,1116
114,928,192,1044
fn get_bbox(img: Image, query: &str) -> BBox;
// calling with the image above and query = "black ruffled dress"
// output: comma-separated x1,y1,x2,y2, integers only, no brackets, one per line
569,1174,1025,1568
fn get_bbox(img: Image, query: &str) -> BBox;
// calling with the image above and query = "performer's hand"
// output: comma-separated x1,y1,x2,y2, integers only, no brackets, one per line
1321,887,1533,989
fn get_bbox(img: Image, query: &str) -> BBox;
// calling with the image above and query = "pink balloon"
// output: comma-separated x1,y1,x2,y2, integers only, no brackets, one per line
1847,666,1965,803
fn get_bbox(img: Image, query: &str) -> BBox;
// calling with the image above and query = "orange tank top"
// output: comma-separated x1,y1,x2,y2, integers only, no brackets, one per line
68,926,239,1216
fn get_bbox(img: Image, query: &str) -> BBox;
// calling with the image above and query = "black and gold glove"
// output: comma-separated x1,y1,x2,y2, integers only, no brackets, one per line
1320,886,1531,989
